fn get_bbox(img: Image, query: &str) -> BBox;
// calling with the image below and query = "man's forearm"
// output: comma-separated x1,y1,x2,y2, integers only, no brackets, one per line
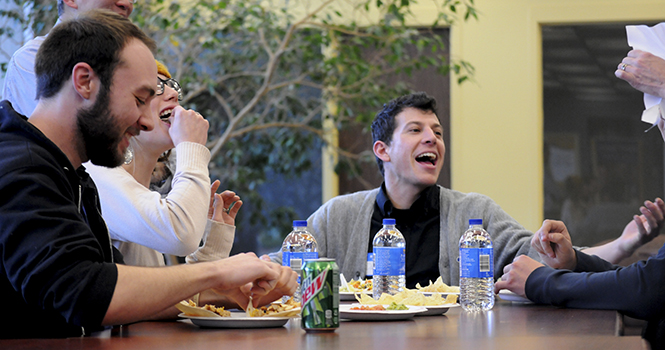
102,262,219,325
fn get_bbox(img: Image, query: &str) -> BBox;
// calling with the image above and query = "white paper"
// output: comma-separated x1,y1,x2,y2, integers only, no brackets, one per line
626,23,665,124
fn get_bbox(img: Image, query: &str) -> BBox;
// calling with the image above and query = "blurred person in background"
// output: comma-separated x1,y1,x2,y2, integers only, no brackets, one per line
3,0,134,117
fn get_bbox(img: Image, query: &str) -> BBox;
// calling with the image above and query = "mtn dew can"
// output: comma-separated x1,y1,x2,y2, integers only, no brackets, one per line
301,258,339,332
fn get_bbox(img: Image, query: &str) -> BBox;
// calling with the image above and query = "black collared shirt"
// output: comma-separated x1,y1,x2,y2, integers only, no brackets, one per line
369,183,441,288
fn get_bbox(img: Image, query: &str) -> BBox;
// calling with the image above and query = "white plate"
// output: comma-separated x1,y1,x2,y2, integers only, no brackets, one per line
416,303,459,316
339,304,427,321
498,290,532,303
179,312,291,328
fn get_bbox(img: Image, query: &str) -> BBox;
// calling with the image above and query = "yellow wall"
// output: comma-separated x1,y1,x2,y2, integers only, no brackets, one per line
445,0,665,231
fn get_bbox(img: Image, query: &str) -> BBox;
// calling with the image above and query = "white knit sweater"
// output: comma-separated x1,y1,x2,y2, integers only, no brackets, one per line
86,142,234,267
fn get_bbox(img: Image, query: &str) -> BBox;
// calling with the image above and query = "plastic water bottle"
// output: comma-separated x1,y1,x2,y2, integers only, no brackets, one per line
372,218,405,299
459,218,494,311
281,220,318,302
365,252,374,279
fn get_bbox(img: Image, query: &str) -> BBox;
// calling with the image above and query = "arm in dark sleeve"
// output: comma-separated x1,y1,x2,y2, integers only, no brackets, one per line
525,246,665,320
573,249,618,272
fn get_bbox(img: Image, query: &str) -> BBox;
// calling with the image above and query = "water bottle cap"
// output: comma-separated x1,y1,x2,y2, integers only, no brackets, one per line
383,218,396,225
293,220,308,227
469,219,483,225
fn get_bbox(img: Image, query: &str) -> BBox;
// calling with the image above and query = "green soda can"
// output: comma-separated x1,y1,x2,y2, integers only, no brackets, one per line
301,258,339,332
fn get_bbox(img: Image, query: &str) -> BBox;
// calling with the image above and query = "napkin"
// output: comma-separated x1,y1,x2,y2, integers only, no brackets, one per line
626,23,665,125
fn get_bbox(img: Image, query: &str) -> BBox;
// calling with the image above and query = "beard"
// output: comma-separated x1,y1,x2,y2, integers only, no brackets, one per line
76,85,125,168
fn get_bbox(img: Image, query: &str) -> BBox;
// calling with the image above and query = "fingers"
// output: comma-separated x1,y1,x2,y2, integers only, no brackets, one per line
250,261,283,296
210,190,243,223
208,180,221,219
645,199,665,222
533,220,571,258
533,221,555,257
633,214,648,237
637,198,665,242
627,49,644,58
220,190,241,206
656,198,665,213
533,232,554,258
210,180,221,194
219,190,242,219
229,200,243,217
170,107,209,145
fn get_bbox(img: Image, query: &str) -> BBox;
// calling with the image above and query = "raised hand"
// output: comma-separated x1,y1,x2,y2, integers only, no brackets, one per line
531,219,577,270
168,106,209,146
616,198,665,258
209,186,243,225
615,50,665,98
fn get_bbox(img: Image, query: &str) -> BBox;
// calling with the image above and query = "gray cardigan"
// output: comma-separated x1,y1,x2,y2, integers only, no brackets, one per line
270,185,539,285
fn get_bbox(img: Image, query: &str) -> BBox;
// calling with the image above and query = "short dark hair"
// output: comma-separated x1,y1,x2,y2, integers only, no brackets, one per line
35,9,156,101
371,92,439,176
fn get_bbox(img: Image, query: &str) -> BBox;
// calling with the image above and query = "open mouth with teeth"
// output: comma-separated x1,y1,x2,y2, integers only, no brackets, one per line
160,108,173,121
415,152,437,166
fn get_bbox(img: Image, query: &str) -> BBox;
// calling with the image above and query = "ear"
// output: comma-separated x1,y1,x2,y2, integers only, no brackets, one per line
71,62,98,100
373,140,391,163
62,0,78,10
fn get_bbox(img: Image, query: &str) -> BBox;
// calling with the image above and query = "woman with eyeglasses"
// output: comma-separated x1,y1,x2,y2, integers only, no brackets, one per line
86,60,242,267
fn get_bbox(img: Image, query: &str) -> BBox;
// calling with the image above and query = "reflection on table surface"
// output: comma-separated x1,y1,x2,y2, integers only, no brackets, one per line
1,300,646,350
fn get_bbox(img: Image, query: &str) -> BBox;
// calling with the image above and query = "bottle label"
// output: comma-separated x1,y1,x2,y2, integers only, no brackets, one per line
373,247,405,276
366,252,374,277
459,247,494,278
282,251,319,269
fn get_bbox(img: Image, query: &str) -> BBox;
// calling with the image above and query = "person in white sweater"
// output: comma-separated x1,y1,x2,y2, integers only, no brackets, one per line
87,60,242,267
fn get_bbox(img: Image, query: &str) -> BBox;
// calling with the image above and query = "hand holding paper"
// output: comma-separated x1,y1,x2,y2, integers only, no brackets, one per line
616,23,665,137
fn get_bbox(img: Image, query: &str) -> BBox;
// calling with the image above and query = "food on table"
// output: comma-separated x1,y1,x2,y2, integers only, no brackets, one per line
248,298,301,317
340,278,373,292
356,288,458,306
199,302,232,317
415,276,460,294
350,305,386,311
176,299,231,317
386,302,408,310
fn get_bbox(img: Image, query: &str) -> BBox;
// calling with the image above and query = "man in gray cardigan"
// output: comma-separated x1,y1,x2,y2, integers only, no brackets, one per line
270,92,659,287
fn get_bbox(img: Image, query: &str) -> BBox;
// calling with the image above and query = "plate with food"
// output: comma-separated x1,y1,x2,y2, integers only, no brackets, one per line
179,312,292,328
339,277,372,300
176,298,301,328
353,289,458,316
339,303,427,321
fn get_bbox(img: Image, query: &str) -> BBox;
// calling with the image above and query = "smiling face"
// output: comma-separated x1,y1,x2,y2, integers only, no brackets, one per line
375,107,445,193
132,73,181,155
82,38,156,167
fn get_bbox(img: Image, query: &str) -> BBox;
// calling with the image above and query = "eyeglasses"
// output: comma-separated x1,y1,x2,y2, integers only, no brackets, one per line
157,77,183,101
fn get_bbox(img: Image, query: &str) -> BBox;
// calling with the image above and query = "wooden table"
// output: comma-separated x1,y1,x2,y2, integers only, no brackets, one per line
1,300,646,350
